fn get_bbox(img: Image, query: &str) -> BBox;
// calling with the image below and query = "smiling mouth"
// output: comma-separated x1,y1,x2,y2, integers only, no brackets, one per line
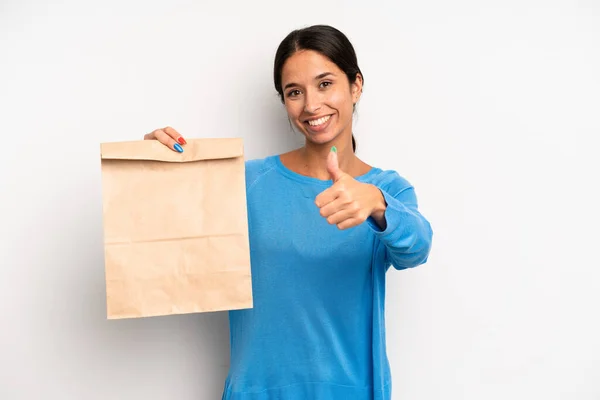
305,115,331,127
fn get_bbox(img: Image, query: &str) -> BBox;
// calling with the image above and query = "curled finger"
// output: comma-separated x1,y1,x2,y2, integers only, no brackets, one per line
163,126,187,146
154,129,183,153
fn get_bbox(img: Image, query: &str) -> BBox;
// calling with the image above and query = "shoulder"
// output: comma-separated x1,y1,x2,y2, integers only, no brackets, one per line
244,156,278,192
365,167,414,197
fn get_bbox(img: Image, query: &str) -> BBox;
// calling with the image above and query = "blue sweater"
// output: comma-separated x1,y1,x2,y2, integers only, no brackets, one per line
222,155,433,400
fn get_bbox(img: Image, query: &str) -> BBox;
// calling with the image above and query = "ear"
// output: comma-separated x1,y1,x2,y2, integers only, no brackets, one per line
351,73,363,104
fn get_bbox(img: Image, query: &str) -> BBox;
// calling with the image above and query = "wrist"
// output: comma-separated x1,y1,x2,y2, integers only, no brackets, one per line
369,185,387,220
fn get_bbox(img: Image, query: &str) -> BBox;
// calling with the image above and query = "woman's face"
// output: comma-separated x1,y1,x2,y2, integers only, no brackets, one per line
280,50,362,147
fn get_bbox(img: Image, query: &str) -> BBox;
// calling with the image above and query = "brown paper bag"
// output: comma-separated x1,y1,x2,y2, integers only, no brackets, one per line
99,138,253,319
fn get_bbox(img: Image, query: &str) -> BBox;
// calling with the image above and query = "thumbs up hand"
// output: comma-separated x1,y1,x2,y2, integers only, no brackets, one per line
315,147,387,230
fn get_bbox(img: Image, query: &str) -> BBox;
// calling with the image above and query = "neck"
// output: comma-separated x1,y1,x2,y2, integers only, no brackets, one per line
300,139,355,180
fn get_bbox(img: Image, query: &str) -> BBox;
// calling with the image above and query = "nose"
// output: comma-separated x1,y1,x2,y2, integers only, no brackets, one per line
303,91,321,113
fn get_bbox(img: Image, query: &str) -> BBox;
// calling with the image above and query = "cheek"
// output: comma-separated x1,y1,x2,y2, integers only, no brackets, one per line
327,90,353,114
284,102,302,120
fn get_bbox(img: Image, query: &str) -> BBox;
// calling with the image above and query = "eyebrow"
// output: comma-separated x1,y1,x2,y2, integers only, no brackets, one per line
283,72,335,91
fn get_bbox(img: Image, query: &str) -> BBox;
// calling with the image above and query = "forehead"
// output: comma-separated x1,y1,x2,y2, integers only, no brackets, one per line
281,50,342,83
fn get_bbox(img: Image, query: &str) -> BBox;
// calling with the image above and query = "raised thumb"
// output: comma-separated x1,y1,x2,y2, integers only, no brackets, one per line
326,146,343,182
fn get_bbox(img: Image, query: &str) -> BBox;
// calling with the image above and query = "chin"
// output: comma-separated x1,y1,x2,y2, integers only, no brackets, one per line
304,132,338,146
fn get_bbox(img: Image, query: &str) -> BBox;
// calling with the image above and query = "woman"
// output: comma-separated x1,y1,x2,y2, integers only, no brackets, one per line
144,24,433,400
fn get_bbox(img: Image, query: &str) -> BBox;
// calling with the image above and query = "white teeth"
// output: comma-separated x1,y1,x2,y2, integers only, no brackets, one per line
308,115,331,126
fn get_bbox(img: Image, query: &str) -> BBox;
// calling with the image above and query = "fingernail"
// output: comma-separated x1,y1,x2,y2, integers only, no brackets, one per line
174,143,183,153
331,146,337,153
177,137,186,145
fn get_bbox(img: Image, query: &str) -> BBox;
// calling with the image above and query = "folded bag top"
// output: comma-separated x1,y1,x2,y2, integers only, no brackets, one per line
100,137,243,162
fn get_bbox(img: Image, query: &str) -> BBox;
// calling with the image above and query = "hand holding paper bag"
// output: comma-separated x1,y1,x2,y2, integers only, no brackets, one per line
144,126,187,153
100,136,253,319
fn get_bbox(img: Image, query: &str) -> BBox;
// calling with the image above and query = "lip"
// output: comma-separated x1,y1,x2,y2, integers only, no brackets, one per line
304,114,333,133
303,114,332,123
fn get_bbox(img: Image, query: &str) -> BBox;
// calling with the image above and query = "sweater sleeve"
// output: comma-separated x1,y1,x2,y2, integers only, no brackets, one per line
366,172,433,270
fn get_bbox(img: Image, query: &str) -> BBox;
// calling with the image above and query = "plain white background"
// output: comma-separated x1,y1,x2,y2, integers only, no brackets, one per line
1,0,599,399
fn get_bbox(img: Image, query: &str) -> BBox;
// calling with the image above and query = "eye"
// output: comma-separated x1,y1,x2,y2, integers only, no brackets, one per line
319,81,332,88
287,89,301,98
